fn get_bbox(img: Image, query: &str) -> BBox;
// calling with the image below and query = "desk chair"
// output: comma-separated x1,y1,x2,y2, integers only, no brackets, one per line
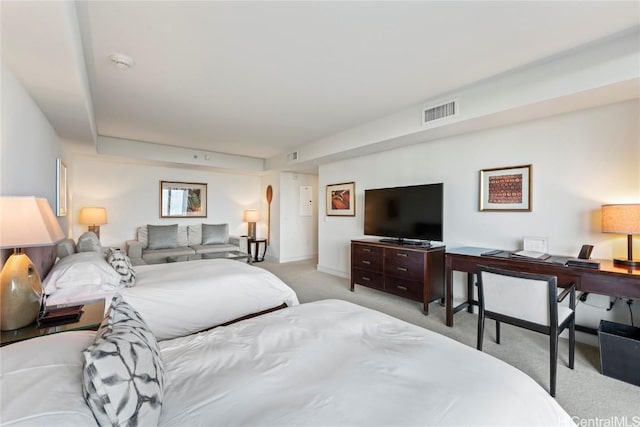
476,265,576,397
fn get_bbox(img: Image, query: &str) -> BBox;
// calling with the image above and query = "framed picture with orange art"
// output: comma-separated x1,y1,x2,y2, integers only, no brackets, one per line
479,164,531,211
326,182,355,216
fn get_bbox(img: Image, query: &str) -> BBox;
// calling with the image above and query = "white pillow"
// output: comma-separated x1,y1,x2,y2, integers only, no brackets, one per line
43,252,121,295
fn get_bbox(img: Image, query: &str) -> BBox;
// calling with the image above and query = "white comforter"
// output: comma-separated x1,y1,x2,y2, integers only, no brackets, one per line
0,300,575,427
120,259,299,340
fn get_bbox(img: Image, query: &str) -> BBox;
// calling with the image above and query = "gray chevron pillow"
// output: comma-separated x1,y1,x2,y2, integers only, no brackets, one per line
82,294,164,426
106,248,136,287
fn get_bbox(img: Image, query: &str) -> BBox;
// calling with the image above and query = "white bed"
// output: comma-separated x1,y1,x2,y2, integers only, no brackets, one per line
43,255,299,340
1,299,575,427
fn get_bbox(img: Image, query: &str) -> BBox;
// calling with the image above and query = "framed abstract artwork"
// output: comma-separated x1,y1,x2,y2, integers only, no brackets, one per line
326,182,355,216
479,165,531,212
160,181,207,218
56,158,67,217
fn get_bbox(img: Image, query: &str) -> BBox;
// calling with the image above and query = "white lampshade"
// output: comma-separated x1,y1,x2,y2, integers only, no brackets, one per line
0,197,65,248
243,209,260,223
601,204,640,235
79,207,108,226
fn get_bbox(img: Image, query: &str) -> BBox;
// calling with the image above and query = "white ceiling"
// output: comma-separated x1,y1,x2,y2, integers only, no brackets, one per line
2,1,639,163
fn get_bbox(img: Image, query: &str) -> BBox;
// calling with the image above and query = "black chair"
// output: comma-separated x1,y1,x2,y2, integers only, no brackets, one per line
476,265,576,397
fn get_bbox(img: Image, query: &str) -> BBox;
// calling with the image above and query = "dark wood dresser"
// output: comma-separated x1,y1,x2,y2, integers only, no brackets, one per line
350,239,445,314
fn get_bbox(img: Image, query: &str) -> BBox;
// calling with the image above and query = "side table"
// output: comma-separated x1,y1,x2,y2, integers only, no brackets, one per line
0,300,105,347
249,238,268,262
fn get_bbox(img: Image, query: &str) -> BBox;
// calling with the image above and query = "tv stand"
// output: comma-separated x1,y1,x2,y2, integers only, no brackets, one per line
379,238,431,248
351,239,445,315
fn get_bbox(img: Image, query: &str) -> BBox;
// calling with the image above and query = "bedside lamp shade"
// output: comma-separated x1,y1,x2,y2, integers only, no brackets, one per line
79,207,107,238
0,197,65,330
243,209,260,239
602,204,640,268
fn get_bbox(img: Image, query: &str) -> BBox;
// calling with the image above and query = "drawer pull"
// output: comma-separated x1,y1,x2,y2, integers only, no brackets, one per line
396,267,408,272
362,260,371,265
362,276,371,281
396,253,408,257
396,285,408,291
362,248,372,252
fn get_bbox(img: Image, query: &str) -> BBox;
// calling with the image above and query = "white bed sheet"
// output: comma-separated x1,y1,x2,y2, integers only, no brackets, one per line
159,299,575,427
119,259,299,340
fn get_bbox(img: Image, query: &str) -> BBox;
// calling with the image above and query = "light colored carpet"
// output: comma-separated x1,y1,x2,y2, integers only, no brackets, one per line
257,258,640,423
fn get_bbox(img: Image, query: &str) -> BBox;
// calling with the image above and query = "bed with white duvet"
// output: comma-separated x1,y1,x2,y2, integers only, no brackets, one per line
1,299,575,427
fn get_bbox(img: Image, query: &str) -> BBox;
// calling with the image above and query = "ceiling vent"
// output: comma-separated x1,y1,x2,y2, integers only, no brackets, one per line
287,151,299,162
422,99,458,126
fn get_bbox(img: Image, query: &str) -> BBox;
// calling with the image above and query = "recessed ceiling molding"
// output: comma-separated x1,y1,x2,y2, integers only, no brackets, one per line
97,136,264,172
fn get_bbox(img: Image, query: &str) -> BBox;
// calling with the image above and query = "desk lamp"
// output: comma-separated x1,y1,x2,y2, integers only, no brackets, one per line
601,204,640,268
79,207,107,239
243,209,260,239
0,197,65,330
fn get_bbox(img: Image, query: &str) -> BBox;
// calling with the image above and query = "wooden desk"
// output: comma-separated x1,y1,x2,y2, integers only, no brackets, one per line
445,247,640,327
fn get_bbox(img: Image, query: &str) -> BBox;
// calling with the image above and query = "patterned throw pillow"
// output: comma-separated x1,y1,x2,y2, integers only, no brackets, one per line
82,294,164,427
107,248,136,287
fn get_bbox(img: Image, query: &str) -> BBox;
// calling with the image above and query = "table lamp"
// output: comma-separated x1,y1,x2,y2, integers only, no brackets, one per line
601,204,640,268
79,207,107,239
243,209,260,239
0,197,65,330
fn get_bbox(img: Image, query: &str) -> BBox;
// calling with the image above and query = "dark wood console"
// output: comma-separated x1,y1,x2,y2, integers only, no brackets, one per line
350,239,445,314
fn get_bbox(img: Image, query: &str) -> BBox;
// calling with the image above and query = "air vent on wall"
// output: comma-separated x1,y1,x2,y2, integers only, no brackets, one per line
422,99,457,126
287,151,299,162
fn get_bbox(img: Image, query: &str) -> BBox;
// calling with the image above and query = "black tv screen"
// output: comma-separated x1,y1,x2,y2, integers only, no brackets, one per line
364,183,443,243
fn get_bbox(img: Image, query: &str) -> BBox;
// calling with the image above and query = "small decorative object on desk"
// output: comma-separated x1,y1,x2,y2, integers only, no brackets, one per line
37,305,84,327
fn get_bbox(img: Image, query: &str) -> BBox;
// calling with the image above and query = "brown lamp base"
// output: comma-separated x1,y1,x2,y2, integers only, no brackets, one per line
613,258,640,269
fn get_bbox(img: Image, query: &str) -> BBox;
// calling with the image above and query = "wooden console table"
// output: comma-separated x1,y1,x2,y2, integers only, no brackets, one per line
351,239,445,315
445,247,640,327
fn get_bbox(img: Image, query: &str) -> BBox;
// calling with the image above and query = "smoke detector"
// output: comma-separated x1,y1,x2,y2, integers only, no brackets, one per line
109,53,135,69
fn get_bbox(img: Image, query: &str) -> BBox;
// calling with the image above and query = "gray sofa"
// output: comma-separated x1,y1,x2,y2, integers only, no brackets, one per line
126,223,248,265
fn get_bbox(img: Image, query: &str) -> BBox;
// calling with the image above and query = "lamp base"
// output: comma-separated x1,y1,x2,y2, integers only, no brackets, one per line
613,258,640,269
0,253,42,330
88,225,101,239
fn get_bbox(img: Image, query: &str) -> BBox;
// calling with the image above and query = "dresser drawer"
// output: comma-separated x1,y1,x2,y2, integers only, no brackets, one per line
385,249,424,281
352,268,384,291
384,277,423,302
352,244,383,271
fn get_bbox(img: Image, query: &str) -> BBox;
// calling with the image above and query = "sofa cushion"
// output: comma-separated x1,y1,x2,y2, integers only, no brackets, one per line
147,224,178,250
202,223,229,245
137,226,149,249
187,224,202,246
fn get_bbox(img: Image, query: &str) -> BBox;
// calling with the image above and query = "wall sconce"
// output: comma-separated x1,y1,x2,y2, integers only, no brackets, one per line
243,209,260,239
79,207,108,239
601,204,640,268
0,197,65,330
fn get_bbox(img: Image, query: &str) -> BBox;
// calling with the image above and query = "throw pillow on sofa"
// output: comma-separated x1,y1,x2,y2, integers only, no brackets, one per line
202,223,229,245
147,224,178,250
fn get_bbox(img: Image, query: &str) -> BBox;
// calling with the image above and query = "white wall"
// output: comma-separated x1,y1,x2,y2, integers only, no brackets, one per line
318,100,639,334
278,172,318,263
68,153,262,249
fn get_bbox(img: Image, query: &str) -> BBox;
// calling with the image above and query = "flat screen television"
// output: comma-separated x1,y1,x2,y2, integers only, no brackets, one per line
364,183,443,245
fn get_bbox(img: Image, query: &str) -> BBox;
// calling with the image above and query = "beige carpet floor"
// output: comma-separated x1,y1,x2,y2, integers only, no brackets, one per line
257,258,640,424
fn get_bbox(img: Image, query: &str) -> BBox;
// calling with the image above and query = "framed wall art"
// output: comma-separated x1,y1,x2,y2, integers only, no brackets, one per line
160,181,207,218
56,158,67,217
326,182,355,216
479,164,531,212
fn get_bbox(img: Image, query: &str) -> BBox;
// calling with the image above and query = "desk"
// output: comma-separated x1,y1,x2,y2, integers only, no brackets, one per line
445,247,640,327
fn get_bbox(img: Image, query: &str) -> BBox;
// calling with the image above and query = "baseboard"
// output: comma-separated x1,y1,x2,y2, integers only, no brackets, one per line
278,254,317,263
317,264,349,279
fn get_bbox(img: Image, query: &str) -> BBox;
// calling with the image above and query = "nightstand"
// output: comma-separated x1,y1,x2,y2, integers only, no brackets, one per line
248,238,268,262
0,300,105,347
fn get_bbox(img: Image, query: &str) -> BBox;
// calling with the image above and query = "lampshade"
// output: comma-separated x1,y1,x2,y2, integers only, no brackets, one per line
79,207,108,226
243,209,260,223
601,204,640,234
0,197,65,248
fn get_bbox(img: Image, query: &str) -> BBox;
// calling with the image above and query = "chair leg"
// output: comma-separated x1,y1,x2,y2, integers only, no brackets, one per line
569,318,575,370
550,334,558,397
477,316,485,351
495,320,501,344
